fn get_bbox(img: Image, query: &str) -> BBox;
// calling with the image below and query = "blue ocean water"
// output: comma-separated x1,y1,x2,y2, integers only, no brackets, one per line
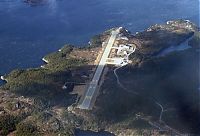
0,0,199,76
0,0,199,75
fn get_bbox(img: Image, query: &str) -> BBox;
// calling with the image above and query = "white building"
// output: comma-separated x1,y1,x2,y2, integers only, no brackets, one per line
106,58,128,66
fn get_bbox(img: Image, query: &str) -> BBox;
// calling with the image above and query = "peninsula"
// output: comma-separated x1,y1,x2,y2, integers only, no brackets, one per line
0,20,199,136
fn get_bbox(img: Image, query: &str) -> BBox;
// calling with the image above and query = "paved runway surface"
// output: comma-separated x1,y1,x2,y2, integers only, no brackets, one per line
78,30,119,109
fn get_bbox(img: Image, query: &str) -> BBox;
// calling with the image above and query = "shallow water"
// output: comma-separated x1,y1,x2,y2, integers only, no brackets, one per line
157,36,193,57
0,0,199,75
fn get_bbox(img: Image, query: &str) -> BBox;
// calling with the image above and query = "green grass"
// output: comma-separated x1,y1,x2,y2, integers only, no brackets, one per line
1,45,88,107
16,122,39,136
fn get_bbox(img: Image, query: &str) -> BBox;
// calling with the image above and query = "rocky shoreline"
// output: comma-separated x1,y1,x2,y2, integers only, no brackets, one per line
0,76,7,82
0,20,199,136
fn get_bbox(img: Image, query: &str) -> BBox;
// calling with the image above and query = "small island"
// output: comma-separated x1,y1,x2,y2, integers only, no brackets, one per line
0,20,199,136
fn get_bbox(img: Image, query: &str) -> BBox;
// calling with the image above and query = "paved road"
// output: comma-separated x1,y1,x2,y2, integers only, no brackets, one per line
78,30,119,109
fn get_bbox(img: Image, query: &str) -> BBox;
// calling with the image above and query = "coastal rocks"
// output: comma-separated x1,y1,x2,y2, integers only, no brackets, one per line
89,30,112,48
42,57,49,63
134,20,196,56
85,20,200,135
0,76,7,82
0,19,199,136
2,69,23,81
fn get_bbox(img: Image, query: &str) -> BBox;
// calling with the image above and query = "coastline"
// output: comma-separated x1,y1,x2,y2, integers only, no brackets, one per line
0,75,7,86
41,57,50,68
0,19,199,136
42,57,49,63
40,48,68,68
0,75,7,82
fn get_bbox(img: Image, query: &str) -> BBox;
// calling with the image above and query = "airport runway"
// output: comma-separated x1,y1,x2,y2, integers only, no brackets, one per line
78,30,119,109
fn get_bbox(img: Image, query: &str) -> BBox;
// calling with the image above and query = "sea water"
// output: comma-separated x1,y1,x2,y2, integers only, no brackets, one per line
0,0,199,75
